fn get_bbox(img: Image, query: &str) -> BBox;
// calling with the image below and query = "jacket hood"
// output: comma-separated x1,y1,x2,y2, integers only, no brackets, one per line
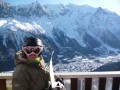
14,50,46,68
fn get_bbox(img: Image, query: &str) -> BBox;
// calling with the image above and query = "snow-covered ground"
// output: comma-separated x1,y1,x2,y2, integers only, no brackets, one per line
54,54,120,72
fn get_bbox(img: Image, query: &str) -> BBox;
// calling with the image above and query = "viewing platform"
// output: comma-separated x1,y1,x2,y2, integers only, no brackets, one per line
0,71,120,90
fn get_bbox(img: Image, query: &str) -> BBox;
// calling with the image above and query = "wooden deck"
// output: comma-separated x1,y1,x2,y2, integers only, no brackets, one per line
0,71,120,90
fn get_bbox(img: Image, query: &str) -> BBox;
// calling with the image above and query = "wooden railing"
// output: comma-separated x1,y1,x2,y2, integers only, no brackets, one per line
0,71,120,90
0,72,12,90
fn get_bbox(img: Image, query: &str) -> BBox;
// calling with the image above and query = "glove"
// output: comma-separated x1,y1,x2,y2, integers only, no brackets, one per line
55,78,66,90
48,77,65,90
56,77,64,85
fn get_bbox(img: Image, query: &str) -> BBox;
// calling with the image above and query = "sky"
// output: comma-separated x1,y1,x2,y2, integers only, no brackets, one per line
3,0,120,15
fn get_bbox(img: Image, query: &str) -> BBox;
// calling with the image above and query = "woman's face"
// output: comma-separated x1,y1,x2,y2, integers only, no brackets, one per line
22,46,42,60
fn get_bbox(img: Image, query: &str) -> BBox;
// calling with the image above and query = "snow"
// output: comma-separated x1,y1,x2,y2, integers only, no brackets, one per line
0,71,13,76
37,16,54,37
0,3,120,72
0,18,46,33
1,3,120,52
0,19,7,27
54,54,120,72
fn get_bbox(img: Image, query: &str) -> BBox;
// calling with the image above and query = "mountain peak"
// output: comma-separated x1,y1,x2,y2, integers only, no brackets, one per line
95,7,108,15
0,0,11,7
14,1,48,18
30,1,41,6
97,7,104,11
0,1,13,18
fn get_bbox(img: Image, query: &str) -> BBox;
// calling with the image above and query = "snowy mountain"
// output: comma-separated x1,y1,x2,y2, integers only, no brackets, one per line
0,1,120,72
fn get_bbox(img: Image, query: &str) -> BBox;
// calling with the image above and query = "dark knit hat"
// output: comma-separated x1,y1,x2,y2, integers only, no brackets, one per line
23,37,43,46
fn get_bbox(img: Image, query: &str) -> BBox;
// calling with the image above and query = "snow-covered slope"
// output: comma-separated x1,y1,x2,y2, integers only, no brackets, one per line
0,1,120,72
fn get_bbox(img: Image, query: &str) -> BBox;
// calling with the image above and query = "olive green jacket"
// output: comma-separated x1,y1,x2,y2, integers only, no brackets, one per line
12,51,50,90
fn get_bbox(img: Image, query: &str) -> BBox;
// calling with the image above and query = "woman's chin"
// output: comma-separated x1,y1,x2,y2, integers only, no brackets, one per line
27,54,37,60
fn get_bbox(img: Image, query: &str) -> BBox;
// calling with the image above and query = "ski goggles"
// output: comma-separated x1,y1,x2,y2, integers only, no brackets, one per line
22,46,43,56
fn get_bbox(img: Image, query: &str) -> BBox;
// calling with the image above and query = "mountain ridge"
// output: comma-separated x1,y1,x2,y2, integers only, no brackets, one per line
0,1,120,72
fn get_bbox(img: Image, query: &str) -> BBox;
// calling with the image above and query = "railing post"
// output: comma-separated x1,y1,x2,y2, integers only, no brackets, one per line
99,77,106,90
85,78,92,90
112,77,120,90
71,78,78,90
0,79,7,90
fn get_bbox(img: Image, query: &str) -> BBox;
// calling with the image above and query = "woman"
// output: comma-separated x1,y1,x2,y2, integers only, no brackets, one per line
12,37,64,90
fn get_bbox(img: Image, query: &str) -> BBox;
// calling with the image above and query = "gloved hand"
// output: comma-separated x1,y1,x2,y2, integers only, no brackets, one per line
56,81,65,90
56,77,64,85
48,83,64,90
55,78,66,90
48,78,65,90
